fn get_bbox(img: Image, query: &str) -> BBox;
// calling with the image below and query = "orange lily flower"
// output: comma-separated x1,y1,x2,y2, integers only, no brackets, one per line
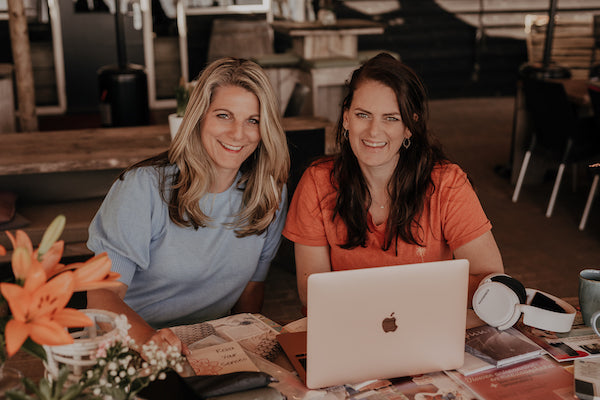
0,268,93,356
69,252,121,292
6,230,65,281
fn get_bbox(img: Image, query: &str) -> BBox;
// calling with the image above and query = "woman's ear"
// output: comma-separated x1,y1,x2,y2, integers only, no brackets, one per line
342,109,349,130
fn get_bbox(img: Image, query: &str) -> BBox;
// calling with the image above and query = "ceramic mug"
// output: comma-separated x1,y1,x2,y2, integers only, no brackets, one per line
579,269,600,329
591,311,600,337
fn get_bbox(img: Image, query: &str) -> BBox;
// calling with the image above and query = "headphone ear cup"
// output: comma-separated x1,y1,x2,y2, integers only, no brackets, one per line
490,275,527,304
473,276,523,330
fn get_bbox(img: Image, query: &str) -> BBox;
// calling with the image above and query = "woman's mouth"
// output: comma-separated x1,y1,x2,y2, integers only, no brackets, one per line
362,139,386,148
219,141,243,151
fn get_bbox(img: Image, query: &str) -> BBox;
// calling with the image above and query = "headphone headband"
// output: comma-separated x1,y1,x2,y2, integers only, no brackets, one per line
520,289,576,332
473,274,575,332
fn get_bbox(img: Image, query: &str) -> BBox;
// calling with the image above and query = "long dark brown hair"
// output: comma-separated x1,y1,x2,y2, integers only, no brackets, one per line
332,53,449,251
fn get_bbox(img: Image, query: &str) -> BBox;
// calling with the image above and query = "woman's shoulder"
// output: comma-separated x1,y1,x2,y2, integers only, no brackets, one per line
121,164,177,182
431,162,469,186
306,156,334,175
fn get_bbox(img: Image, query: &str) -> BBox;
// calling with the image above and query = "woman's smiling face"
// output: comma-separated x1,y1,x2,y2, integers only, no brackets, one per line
201,85,261,187
343,79,412,176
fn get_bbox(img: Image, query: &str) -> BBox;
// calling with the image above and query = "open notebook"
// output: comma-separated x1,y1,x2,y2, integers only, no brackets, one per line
278,259,470,389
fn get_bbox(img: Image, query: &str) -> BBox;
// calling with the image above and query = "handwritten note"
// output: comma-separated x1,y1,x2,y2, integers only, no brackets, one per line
188,341,260,375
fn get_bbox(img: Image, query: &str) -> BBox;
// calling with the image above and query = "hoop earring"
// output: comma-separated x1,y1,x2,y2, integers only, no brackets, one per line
343,129,349,139
402,137,411,149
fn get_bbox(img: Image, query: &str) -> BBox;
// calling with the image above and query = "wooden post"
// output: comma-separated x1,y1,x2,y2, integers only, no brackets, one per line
8,0,38,132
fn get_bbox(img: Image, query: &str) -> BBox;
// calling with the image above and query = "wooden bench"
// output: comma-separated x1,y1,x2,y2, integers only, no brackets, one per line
525,14,600,80
0,117,332,263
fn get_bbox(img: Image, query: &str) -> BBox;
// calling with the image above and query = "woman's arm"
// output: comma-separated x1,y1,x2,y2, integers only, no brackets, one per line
87,284,189,356
453,230,504,306
294,243,332,308
232,281,265,314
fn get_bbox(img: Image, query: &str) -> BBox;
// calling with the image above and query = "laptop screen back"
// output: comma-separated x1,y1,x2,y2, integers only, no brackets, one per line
306,259,469,389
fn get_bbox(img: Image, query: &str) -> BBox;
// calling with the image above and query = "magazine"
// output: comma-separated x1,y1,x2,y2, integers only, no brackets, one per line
446,357,575,400
465,325,544,367
515,315,600,362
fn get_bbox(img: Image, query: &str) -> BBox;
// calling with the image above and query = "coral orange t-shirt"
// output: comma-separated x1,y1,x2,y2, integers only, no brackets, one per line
282,160,491,271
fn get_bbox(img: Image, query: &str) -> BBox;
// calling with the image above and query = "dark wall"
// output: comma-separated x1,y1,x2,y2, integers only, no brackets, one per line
334,1,527,99
58,0,145,113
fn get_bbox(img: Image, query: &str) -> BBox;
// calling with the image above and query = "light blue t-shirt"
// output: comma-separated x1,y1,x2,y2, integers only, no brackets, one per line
87,165,287,329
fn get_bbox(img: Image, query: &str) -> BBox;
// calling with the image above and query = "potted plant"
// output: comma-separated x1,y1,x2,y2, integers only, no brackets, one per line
168,77,194,139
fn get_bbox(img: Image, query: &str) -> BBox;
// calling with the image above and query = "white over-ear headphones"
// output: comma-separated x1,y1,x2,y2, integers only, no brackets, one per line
472,273,576,332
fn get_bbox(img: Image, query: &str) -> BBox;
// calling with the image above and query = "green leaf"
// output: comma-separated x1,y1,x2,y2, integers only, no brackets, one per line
60,383,85,400
54,366,71,397
21,339,47,361
4,390,34,400
38,215,66,259
22,378,42,398
38,377,52,400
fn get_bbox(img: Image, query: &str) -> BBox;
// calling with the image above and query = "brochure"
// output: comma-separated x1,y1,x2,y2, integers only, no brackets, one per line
574,358,600,400
446,357,575,400
515,317,600,362
465,325,544,367
345,371,479,400
188,341,260,375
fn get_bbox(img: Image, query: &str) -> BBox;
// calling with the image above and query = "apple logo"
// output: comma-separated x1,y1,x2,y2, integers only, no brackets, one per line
381,312,398,333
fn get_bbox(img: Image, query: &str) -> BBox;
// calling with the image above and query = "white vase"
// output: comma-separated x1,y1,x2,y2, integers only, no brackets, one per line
168,113,183,140
44,309,126,383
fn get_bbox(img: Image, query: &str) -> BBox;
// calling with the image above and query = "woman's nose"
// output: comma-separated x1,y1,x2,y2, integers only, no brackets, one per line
228,121,245,140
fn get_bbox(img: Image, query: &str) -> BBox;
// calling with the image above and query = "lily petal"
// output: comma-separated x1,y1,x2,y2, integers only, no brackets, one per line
22,266,48,293
0,244,5,256
70,253,121,292
27,272,74,320
11,247,32,281
4,319,32,357
6,230,33,254
52,308,93,328
37,241,65,278
0,282,31,321
73,273,122,292
29,318,74,346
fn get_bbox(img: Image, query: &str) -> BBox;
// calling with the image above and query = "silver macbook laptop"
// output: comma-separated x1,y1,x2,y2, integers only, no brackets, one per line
305,259,469,389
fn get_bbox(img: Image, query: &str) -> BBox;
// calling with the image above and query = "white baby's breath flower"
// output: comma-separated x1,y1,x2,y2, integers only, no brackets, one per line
158,372,167,380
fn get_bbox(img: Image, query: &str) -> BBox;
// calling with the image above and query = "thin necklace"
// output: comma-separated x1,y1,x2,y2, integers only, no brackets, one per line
371,200,386,209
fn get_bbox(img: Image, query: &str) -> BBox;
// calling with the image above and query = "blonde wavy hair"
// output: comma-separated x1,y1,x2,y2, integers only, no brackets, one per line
131,58,289,237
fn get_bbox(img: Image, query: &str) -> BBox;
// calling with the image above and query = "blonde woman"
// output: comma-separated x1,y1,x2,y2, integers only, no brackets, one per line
87,58,290,353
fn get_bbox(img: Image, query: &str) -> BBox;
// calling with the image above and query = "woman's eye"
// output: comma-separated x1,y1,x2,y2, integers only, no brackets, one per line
248,118,259,125
386,116,400,121
216,113,230,119
356,112,369,119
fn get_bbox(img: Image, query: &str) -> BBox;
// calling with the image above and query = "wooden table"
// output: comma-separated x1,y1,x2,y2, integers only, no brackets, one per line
0,117,331,176
271,19,384,60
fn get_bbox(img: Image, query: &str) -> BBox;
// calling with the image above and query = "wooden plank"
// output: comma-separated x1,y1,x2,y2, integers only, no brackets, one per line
0,118,332,176
0,125,171,175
